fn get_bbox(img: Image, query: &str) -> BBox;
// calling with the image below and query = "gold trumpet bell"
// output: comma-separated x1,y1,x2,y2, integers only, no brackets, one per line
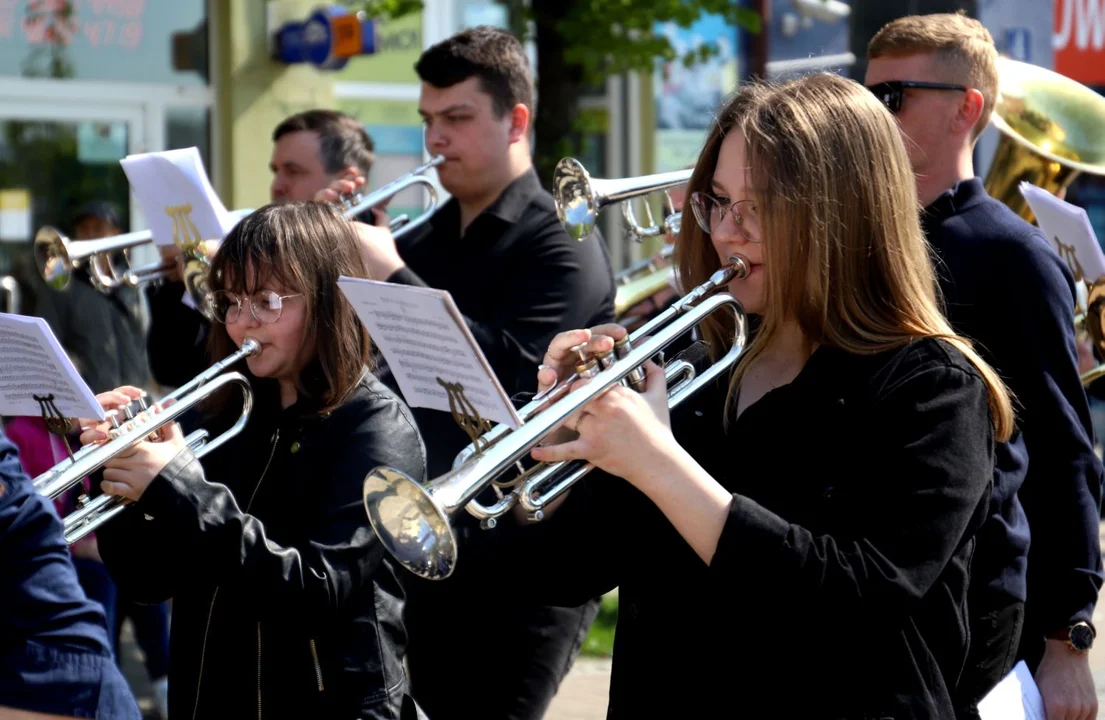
985,57,1105,223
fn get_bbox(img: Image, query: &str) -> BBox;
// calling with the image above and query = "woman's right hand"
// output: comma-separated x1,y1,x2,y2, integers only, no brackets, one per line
75,386,146,446
536,323,630,395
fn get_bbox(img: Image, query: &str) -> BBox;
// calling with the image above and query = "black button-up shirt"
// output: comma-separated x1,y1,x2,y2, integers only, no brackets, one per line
385,167,617,478
477,337,996,718
922,177,1104,638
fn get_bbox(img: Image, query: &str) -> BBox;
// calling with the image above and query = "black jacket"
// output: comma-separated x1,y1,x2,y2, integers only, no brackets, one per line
478,338,996,718
923,178,1104,644
98,371,427,719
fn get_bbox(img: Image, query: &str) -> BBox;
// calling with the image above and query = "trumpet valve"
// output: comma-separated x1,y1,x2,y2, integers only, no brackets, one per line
613,336,647,392
107,409,122,430
572,344,600,379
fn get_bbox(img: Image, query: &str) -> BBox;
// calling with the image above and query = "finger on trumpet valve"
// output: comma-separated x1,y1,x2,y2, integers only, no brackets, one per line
572,344,600,379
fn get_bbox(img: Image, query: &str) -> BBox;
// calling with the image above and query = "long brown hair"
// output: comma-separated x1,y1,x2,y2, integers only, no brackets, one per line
206,201,372,416
676,72,1013,441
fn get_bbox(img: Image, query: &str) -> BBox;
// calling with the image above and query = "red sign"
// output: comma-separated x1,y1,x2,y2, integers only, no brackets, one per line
1055,0,1105,84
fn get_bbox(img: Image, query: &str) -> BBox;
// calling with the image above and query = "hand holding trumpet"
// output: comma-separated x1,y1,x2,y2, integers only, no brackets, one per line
530,323,676,484
76,386,186,504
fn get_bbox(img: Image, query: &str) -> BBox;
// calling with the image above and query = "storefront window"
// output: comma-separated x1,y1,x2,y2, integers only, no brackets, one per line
0,0,207,86
166,105,210,173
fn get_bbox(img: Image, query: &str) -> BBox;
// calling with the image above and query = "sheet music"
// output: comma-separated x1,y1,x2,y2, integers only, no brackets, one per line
337,277,522,428
977,660,1044,720
1020,181,1105,283
0,313,104,420
120,147,240,248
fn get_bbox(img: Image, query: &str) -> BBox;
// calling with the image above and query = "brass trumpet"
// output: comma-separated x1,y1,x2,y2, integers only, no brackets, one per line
36,338,260,544
363,256,749,580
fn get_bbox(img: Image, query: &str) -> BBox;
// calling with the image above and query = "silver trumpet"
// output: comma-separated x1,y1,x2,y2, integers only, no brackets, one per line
35,338,260,545
35,155,445,299
363,256,749,580
553,157,690,241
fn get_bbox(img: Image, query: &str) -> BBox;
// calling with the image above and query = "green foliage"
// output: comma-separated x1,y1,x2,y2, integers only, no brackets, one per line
345,1,760,85
347,0,426,23
546,2,759,85
581,591,619,657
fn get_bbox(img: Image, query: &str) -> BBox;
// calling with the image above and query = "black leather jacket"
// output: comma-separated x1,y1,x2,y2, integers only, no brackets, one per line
98,370,427,719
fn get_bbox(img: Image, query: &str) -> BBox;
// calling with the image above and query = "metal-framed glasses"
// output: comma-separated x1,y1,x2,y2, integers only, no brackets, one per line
865,80,968,114
689,191,761,242
206,290,304,324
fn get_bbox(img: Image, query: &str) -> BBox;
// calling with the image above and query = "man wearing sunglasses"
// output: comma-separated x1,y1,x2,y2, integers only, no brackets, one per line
867,12,1102,720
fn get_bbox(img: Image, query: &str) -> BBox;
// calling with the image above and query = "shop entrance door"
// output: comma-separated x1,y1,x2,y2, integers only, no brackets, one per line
0,101,143,315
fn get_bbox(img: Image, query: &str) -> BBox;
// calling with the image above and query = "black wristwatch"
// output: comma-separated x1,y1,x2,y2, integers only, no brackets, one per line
1050,622,1096,653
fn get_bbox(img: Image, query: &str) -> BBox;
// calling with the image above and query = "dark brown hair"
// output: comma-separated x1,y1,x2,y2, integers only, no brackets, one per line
272,109,376,178
206,202,372,416
415,25,534,117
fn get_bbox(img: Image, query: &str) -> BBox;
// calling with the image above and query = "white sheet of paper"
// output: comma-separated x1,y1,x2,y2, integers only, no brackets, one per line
337,277,522,428
120,147,238,248
1020,181,1105,283
0,313,104,420
977,660,1045,720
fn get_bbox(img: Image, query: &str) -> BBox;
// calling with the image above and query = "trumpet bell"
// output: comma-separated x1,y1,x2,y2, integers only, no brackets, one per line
35,226,74,290
554,158,601,241
985,57,1105,222
363,467,457,580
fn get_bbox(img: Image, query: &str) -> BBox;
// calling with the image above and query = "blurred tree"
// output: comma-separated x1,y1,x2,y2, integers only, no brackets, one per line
350,0,760,186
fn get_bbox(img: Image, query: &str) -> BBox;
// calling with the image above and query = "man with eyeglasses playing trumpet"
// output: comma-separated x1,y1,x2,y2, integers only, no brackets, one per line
866,13,1103,719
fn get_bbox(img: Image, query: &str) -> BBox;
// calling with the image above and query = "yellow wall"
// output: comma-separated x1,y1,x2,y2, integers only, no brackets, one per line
211,1,425,210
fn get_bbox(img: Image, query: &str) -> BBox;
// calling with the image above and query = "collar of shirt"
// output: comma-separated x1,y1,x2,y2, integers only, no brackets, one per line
430,167,543,249
922,176,989,224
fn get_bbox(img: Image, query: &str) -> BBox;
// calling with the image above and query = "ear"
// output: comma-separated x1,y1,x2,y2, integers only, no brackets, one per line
952,88,986,137
507,103,530,144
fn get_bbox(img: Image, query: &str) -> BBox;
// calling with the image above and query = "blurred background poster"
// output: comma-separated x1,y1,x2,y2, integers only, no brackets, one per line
652,13,739,172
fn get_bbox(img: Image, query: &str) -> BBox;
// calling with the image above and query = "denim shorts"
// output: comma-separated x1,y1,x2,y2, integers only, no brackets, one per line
0,641,140,719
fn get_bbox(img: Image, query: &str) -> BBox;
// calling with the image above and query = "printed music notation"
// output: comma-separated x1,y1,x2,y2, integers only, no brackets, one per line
337,277,522,428
0,313,104,420
1020,182,1105,284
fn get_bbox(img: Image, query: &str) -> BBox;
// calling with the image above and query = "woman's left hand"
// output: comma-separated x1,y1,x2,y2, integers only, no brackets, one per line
530,360,675,483
100,420,187,503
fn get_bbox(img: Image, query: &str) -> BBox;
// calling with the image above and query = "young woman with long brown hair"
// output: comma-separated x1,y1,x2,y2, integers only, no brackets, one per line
470,72,1015,718
79,202,427,719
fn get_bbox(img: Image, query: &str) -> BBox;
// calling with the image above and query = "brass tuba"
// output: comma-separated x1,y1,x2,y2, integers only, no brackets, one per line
984,56,1105,223
984,57,1105,386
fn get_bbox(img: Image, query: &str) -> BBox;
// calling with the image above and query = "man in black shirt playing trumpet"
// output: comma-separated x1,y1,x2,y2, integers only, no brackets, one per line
340,25,616,720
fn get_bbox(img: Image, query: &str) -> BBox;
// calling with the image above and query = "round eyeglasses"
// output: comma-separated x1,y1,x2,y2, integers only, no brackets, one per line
689,192,761,242
206,290,303,324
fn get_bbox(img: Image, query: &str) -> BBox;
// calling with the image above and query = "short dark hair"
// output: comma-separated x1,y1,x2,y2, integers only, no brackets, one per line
415,26,533,118
272,109,376,178
207,202,373,416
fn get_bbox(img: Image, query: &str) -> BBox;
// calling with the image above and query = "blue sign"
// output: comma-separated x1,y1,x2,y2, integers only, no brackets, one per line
1002,27,1033,63
274,5,377,70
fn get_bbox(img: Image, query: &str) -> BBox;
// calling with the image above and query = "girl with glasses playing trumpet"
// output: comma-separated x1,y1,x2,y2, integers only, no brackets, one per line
77,202,428,719
483,72,1015,718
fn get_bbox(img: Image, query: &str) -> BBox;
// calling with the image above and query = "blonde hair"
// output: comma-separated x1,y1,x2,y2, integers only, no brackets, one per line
868,11,999,140
676,72,1014,441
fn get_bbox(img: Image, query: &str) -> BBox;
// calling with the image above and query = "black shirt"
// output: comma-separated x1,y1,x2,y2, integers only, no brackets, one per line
477,337,996,718
922,178,1104,639
384,167,617,478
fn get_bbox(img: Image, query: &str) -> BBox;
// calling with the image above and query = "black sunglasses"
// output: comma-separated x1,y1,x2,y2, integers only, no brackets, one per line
865,80,968,114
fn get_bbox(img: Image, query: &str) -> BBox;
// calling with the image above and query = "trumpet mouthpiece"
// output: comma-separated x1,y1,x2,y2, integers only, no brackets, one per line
241,338,262,356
